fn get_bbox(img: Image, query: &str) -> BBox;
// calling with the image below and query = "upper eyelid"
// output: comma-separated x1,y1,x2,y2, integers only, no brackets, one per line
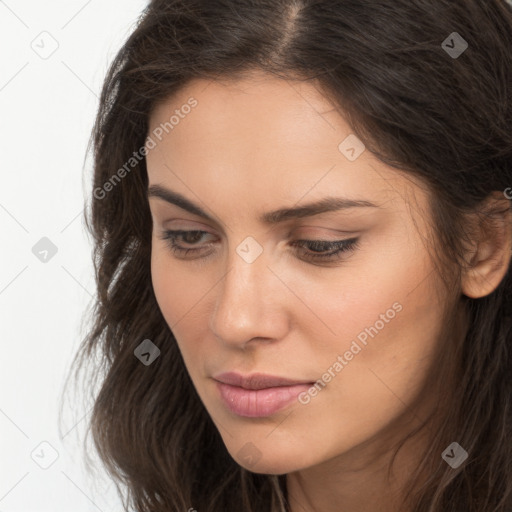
150,208,369,237
161,228,350,235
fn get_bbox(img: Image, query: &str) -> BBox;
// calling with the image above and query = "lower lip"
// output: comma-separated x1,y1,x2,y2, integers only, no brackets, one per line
215,381,312,417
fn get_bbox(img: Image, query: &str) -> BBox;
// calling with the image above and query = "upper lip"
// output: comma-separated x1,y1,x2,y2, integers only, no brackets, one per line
213,372,314,390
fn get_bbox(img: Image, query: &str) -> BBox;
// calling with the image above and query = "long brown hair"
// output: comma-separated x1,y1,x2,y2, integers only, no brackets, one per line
61,0,512,510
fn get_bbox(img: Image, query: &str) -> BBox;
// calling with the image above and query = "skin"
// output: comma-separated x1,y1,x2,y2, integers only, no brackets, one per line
146,70,512,512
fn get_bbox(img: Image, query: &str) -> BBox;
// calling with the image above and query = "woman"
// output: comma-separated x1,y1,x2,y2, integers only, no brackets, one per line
67,0,512,510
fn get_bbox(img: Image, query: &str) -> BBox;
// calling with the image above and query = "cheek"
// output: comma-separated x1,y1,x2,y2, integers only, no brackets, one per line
282,246,432,357
292,278,445,462
151,252,179,322
314,272,445,426
151,248,204,324
299,241,444,405
150,251,213,364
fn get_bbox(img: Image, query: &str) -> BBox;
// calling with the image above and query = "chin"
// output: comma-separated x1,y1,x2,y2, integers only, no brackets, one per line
223,436,321,475
234,453,302,475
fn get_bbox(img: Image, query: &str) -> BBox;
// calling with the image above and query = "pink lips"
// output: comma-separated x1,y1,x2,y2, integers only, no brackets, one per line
213,372,313,418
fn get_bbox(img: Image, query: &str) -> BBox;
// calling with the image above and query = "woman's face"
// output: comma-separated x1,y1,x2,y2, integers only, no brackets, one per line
147,71,449,475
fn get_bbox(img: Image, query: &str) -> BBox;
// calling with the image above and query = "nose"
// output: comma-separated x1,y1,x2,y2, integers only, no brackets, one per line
208,242,290,349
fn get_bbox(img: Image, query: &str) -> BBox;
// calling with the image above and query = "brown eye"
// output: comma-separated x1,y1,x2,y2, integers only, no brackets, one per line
159,230,360,263
289,237,359,261
159,230,215,258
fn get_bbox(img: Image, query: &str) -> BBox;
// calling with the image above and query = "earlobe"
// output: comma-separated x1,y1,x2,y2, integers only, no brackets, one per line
461,192,512,299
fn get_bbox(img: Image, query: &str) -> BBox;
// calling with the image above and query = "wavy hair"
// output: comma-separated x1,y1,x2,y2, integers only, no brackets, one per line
63,0,512,510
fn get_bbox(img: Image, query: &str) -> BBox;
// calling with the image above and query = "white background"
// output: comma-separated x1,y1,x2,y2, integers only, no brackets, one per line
0,1,149,511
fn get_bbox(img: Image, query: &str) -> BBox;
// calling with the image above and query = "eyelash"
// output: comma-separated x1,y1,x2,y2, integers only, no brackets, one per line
158,229,359,263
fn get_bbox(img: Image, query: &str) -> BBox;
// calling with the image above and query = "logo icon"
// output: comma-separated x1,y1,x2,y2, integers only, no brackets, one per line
338,134,366,161
134,339,161,366
441,32,468,59
237,442,262,468
30,441,59,469
32,237,58,263
236,236,263,264
442,442,468,468
30,31,59,60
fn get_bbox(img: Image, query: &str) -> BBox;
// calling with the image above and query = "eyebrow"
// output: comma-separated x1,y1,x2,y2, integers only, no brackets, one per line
147,184,381,225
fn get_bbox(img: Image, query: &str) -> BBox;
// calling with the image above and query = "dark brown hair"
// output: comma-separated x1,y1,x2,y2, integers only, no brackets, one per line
62,0,512,510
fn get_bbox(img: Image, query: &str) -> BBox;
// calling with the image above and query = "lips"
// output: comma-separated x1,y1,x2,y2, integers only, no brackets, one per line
213,372,314,417
214,372,313,390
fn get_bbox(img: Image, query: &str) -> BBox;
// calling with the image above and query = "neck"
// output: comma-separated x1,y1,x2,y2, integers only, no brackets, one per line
286,408,435,512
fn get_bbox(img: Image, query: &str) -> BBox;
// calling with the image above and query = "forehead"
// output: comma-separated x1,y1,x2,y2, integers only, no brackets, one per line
148,71,345,152
150,69,335,114
146,72,428,223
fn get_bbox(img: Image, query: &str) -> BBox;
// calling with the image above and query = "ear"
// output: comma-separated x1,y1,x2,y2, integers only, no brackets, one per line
461,191,512,299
